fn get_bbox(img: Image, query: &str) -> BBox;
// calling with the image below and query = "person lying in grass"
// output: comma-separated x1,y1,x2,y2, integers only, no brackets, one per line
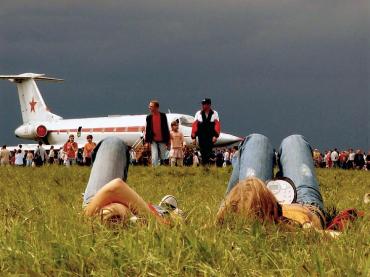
83,136,183,225
217,134,363,232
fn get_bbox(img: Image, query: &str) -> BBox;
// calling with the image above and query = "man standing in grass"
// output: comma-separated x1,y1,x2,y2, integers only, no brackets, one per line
191,98,221,165
144,100,170,166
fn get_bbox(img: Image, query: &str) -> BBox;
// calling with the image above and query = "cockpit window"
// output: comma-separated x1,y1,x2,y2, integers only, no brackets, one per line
178,115,194,127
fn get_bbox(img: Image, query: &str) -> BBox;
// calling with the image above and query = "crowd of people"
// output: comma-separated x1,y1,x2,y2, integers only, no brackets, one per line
0,134,97,167
129,145,238,167
1,139,369,171
313,148,370,170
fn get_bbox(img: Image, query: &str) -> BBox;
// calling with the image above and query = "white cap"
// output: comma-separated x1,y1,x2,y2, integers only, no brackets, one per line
159,195,178,209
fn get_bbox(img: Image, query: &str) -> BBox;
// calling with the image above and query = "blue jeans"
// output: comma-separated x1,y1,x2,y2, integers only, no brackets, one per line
83,137,129,206
226,134,324,211
151,141,168,166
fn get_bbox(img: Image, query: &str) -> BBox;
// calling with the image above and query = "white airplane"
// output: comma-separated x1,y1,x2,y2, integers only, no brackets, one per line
0,73,242,149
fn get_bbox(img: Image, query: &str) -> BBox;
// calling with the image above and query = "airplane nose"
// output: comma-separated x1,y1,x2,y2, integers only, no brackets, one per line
14,126,25,138
216,133,243,146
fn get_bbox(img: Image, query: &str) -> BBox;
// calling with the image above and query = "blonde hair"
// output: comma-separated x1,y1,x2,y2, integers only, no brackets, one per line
100,203,131,225
217,177,279,224
150,100,159,108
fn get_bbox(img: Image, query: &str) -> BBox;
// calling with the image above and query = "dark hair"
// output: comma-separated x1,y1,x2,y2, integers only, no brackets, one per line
87,135,93,139
201,98,212,105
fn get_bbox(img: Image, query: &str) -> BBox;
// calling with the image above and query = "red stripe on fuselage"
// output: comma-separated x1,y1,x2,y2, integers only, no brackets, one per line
48,126,145,133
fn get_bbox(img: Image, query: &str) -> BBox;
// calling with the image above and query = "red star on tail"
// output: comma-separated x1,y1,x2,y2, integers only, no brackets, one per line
29,97,37,112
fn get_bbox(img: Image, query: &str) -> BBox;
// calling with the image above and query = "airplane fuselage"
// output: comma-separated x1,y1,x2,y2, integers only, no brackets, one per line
14,113,240,148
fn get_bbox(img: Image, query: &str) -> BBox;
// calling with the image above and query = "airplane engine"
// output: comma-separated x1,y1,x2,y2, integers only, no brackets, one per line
15,124,48,139
36,125,48,138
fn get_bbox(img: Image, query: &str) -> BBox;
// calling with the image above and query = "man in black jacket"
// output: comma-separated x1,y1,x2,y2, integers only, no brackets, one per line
191,98,221,165
144,100,170,166
353,149,365,170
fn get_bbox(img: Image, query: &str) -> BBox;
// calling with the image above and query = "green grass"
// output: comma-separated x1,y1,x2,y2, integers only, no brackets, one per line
0,166,369,276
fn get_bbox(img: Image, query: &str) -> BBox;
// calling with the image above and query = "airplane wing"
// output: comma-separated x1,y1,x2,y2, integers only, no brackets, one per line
0,73,63,82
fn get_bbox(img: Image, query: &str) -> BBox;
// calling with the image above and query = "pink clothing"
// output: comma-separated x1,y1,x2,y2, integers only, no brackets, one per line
170,131,184,159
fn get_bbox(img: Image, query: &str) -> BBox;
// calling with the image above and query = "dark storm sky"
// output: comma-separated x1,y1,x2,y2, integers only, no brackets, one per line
0,0,368,150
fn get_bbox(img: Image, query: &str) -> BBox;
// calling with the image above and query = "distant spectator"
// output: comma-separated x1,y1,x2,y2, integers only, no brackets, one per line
34,141,47,166
183,147,193,166
18,144,26,165
230,146,239,167
140,144,150,166
14,149,24,166
224,149,231,166
26,151,34,167
354,149,365,169
169,120,185,167
209,151,216,165
338,151,348,169
48,146,55,164
10,151,15,165
130,149,138,165
77,148,84,165
193,152,200,167
83,135,96,166
331,148,339,168
58,147,64,165
63,134,78,166
144,100,170,167
324,150,332,168
313,149,321,167
0,145,10,166
347,149,355,169
215,150,224,167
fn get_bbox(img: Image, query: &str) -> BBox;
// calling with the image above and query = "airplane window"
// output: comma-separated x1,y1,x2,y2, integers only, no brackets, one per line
179,116,194,127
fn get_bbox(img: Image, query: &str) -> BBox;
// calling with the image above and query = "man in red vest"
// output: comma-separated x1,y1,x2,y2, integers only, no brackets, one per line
144,100,170,166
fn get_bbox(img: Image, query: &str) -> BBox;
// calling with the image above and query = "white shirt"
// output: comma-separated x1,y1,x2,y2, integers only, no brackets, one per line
348,153,355,161
194,110,220,123
36,146,47,161
330,151,339,162
193,155,199,165
224,151,230,161
15,153,24,165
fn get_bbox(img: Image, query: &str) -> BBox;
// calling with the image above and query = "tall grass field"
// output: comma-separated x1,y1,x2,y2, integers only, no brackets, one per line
0,166,369,276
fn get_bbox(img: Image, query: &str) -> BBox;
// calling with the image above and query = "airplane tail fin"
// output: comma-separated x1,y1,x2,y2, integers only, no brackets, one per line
0,73,63,123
